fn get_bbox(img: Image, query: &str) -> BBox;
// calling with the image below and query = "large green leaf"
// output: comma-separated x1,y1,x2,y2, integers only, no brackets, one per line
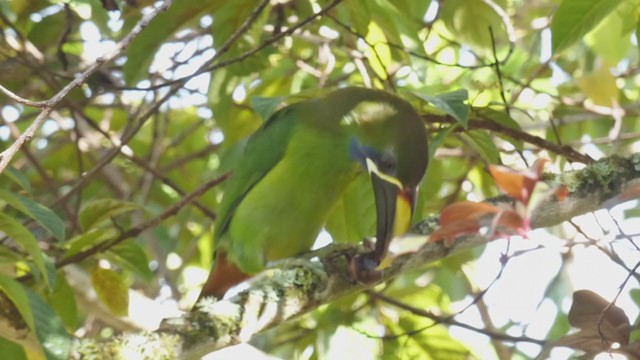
107,240,153,281
551,0,625,54
460,130,501,164
584,1,636,63
415,89,470,128
64,228,118,257
44,274,78,330
0,274,70,360
0,190,65,242
79,198,139,232
0,213,54,289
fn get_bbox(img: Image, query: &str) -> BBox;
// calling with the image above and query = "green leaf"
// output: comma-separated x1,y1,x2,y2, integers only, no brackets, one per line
584,2,636,63
251,96,285,121
44,274,78,329
79,198,139,232
439,0,508,52
383,311,470,359
64,228,117,257
460,130,501,164
123,1,220,85
4,167,33,194
551,0,625,54
415,89,469,128
474,107,524,150
0,337,26,360
0,189,65,242
107,240,153,281
429,125,458,159
90,267,129,317
0,274,71,360
0,213,54,290
0,245,20,264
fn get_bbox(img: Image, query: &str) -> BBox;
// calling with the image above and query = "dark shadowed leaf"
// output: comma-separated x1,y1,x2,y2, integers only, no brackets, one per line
0,190,65,242
4,167,32,194
0,213,54,289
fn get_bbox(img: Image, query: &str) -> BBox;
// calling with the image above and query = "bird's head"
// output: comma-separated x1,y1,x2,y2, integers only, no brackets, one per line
344,96,428,264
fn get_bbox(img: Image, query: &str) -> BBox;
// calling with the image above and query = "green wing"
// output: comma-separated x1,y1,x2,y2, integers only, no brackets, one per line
214,105,297,242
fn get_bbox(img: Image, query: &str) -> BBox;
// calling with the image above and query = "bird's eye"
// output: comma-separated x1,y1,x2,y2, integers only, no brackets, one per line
379,152,396,174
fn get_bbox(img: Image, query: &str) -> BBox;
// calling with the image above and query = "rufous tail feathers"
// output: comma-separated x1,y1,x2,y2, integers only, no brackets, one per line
197,252,250,301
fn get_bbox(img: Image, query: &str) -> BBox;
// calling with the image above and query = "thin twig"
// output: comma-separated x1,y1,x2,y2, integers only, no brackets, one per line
0,0,174,174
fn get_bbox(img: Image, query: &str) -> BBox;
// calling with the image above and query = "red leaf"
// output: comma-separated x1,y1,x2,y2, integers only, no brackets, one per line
493,209,525,232
438,201,501,226
488,159,548,205
429,219,481,244
431,201,502,244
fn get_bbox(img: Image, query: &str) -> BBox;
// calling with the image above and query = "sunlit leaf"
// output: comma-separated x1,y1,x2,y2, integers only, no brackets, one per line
415,89,469,127
365,21,393,79
439,0,509,53
584,2,635,63
90,267,129,317
576,63,619,106
551,0,625,53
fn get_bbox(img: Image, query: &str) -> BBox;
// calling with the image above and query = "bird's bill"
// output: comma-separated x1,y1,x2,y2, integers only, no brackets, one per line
370,171,416,265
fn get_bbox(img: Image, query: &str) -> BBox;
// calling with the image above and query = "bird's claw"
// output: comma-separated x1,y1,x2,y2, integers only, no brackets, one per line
348,251,383,284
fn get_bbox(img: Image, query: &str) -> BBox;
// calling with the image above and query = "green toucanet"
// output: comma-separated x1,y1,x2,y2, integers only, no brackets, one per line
198,87,428,300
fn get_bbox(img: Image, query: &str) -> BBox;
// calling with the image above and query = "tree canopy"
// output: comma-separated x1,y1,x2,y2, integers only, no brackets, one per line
1,0,640,359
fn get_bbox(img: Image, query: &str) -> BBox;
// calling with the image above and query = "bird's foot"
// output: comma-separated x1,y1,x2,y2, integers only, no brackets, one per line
348,251,383,285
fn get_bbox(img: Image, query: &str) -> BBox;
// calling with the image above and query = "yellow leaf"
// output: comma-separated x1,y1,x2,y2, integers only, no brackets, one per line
365,22,392,79
576,64,619,106
90,267,129,317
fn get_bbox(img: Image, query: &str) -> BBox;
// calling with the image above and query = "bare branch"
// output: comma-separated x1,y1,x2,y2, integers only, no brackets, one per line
0,0,174,174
